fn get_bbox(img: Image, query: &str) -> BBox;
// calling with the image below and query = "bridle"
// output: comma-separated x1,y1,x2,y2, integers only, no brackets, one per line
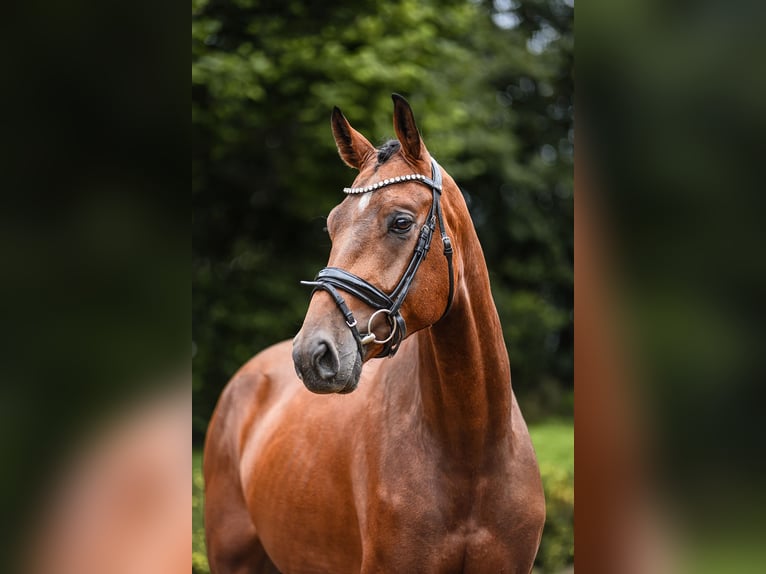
301,158,454,359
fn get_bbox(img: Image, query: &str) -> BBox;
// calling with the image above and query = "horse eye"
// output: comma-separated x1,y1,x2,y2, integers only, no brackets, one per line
390,216,414,233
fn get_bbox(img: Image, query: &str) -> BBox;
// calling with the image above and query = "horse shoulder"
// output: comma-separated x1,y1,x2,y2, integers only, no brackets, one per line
203,340,299,573
207,341,297,450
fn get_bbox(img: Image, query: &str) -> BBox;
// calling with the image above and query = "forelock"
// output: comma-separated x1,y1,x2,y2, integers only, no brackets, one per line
376,140,400,167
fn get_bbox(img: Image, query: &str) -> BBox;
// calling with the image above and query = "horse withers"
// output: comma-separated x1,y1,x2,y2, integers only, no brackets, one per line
204,95,545,573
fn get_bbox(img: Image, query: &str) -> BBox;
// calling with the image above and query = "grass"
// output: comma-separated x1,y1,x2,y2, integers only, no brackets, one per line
192,451,208,573
529,418,574,473
529,419,574,572
192,419,573,573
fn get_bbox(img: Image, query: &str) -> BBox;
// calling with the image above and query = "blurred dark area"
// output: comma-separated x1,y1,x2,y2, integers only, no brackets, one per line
578,0,766,572
191,0,574,445
0,1,186,572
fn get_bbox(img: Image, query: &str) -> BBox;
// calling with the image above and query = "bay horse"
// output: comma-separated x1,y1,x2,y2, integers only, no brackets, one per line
204,94,545,573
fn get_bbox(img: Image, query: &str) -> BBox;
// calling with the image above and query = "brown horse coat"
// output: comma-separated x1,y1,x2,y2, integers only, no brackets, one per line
204,96,545,573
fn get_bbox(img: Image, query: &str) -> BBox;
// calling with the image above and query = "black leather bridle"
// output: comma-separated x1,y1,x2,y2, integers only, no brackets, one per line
302,158,454,359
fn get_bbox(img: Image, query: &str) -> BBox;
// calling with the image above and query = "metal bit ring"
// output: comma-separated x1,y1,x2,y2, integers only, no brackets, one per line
363,308,398,345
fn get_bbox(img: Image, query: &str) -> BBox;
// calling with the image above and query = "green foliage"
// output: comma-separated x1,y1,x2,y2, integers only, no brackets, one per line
537,465,575,572
192,451,209,574
530,420,575,572
193,0,573,441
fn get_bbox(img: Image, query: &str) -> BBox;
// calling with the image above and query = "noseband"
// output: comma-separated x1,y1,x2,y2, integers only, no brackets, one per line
302,158,454,359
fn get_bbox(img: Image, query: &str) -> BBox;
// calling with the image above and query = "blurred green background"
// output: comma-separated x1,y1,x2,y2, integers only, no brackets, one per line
192,0,573,571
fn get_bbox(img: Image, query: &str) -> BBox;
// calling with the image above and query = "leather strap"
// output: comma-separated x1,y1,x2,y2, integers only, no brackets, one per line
302,158,454,358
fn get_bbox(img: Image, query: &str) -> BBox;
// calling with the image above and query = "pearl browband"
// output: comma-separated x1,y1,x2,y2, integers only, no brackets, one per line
343,173,441,195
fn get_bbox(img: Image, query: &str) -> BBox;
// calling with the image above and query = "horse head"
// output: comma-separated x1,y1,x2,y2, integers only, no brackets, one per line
292,95,457,394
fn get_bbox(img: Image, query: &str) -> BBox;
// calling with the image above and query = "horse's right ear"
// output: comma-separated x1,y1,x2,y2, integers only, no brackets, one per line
331,107,375,169
392,93,427,163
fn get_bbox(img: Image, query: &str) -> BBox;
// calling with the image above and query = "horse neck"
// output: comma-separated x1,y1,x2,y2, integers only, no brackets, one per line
415,218,513,465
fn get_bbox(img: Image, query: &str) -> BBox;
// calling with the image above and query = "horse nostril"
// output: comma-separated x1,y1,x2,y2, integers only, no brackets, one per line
312,340,339,380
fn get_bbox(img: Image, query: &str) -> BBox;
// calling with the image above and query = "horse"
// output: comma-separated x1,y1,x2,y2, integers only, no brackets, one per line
203,94,545,573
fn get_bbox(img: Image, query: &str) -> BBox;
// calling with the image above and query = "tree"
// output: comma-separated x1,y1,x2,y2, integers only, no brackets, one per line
192,0,573,440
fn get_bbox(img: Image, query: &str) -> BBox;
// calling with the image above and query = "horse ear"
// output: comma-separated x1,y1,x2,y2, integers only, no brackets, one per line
392,93,427,163
331,107,375,169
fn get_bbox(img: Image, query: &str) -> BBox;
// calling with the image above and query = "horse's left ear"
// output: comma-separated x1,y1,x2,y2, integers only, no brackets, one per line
331,106,375,169
392,93,427,163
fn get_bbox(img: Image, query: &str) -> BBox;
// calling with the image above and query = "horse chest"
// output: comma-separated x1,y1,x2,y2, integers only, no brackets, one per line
368,455,508,532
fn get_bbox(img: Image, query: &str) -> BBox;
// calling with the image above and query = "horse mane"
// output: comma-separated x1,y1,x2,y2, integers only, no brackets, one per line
376,140,400,167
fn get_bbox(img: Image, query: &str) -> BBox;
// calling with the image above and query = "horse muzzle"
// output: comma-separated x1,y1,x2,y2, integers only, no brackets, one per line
292,329,362,394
